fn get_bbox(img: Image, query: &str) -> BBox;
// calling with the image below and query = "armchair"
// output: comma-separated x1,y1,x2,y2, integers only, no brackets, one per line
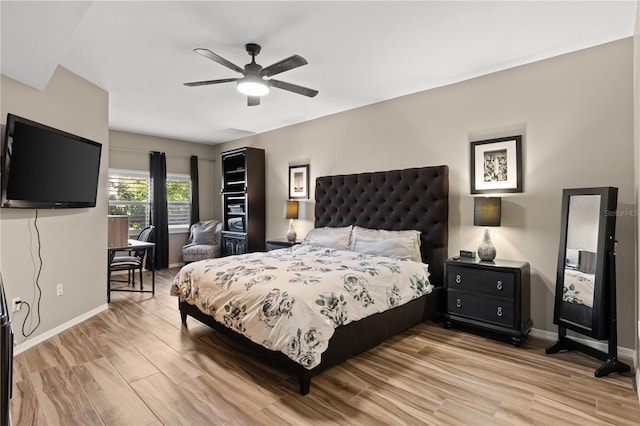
182,220,223,264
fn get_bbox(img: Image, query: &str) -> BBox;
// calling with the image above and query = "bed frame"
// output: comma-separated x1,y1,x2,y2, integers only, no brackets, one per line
179,165,449,394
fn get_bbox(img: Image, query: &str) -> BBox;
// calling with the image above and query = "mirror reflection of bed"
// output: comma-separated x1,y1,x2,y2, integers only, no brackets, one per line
563,248,596,327
560,194,600,329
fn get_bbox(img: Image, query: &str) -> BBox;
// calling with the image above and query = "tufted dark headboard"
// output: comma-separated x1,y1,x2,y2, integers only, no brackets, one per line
314,165,449,287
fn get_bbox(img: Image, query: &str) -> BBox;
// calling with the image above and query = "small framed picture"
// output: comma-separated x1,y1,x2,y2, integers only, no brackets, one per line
470,135,523,194
289,164,310,199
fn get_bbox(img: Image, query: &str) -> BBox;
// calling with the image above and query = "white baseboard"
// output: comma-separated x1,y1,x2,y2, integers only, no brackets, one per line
169,262,185,268
635,350,639,402
529,327,635,360
636,366,640,403
635,358,640,402
12,304,108,355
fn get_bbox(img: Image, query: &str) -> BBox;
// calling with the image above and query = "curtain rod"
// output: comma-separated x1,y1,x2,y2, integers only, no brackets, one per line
110,146,215,161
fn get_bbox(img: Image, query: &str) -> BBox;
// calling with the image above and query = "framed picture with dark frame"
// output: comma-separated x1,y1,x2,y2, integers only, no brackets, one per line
470,135,523,194
289,164,309,199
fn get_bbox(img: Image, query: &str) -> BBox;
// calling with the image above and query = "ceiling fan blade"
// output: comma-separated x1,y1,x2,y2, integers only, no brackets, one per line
193,48,245,74
248,96,260,106
261,55,308,77
270,79,318,97
183,78,238,87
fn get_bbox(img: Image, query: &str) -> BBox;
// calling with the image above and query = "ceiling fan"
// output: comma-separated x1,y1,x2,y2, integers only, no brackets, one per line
184,43,318,106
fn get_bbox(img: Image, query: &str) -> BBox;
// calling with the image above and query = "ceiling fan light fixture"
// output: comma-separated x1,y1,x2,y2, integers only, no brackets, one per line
186,44,317,101
237,76,269,96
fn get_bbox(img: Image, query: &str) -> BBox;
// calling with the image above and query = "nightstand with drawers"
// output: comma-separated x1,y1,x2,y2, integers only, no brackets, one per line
444,258,532,346
266,239,300,251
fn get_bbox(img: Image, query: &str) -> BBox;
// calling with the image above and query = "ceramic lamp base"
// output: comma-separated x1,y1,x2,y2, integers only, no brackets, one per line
286,219,297,242
478,228,496,261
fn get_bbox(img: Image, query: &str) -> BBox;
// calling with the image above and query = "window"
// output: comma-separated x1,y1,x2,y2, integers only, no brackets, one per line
167,173,191,230
108,170,150,232
108,169,191,233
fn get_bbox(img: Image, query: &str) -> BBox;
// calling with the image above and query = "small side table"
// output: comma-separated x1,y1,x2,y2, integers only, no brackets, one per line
444,257,532,346
266,238,300,251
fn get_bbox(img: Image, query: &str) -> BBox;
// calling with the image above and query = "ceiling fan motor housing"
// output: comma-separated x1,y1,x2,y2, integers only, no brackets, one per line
245,62,263,76
245,43,261,56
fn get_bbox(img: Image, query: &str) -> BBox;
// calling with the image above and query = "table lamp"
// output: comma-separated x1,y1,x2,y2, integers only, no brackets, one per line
285,200,299,242
474,197,501,261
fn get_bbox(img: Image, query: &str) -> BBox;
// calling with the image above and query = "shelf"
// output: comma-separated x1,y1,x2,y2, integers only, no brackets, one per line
220,147,264,256
222,230,246,236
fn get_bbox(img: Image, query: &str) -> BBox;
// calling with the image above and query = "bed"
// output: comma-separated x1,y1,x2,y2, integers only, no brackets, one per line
172,165,449,394
563,269,594,308
562,249,596,327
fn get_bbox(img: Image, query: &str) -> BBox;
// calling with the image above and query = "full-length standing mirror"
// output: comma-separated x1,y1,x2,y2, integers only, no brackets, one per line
546,187,629,377
556,190,610,338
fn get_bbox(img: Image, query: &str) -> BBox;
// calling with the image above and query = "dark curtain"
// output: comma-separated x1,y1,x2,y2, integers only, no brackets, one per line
150,151,169,269
190,155,200,225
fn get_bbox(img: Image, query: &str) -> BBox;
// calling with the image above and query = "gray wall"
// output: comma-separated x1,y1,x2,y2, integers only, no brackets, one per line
1,66,109,346
217,39,637,349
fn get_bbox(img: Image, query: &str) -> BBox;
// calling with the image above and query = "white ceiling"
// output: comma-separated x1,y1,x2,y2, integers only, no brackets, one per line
1,1,637,145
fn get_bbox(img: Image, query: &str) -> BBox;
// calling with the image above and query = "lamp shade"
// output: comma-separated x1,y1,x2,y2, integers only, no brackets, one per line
285,200,299,219
474,197,501,227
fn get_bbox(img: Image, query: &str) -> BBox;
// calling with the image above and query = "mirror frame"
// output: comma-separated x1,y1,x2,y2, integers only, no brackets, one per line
553,187,617,340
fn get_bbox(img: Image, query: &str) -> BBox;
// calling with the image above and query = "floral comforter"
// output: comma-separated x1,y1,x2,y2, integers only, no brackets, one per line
563,268,594,308
171,244,433,369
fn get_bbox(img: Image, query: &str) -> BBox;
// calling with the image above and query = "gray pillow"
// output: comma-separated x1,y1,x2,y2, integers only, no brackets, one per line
190,221,218,245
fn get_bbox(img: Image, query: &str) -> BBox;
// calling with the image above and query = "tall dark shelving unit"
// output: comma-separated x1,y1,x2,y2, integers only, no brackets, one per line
220,147,265,255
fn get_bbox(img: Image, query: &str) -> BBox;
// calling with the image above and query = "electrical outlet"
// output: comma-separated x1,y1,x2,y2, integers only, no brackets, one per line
12,297,21,312
56,283,63,296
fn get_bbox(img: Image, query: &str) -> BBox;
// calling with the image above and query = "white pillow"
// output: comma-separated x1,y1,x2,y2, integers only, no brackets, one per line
302,226,353,250
350,226,422,262
351,236,415,260
565,248,580,267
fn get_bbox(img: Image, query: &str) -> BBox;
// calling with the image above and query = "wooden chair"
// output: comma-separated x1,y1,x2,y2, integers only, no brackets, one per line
109,226,155,287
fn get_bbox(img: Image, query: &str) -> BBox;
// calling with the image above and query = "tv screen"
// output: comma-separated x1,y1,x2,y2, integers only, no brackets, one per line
1,113,102,209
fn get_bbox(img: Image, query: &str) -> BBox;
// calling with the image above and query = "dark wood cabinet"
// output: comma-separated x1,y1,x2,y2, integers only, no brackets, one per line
223,233,248,256
220,147,265,255
444,258,532,346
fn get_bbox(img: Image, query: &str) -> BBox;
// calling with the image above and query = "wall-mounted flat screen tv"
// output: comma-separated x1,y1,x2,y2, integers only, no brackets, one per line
1,113,102,209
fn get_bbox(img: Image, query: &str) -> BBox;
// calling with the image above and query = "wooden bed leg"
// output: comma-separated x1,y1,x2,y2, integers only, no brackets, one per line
180,310,187,324
299,371,311,395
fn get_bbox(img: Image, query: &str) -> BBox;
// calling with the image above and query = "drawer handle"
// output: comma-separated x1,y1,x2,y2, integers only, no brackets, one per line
497,306,503,317
456,298,462,308
496,280,503,291
455,274,461,284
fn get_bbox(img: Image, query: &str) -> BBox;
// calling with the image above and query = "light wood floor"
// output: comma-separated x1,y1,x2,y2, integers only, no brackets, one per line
9,267,639,425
